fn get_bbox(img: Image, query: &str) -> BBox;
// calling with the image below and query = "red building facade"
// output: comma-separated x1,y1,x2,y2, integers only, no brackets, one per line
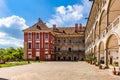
23,19,55,60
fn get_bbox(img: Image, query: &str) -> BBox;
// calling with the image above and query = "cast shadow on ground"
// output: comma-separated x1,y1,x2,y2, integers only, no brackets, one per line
0,78,8,80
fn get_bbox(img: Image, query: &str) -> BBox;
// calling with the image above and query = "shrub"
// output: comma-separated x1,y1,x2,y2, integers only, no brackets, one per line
93,59,97,64
113,61,118,66
85,56,93,62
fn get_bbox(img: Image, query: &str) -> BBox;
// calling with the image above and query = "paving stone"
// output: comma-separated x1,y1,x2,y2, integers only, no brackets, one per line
0,62,120,80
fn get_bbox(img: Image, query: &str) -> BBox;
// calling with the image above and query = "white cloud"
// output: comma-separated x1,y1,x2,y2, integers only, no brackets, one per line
56,6,66,15
0,32,23,47
0,32,7,38
46,0,92,27
0,15,29,48
0,0,26,48
0,15,29,29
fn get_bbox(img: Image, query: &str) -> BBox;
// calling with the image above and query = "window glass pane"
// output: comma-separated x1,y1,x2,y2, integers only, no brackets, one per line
58,40,60,43
36,33,39,39
28,33,32,39
36,43,39,49
45,33,48,39
58,48,60,51
64,40,66,43
28,43,32,49
45,44,48,49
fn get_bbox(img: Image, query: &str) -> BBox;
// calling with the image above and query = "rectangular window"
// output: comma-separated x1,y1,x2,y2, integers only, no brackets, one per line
28,43,32,49
64,40,66,43
36,43,39,49
36,33,39,39
45,55,51,60
45,33,48,39
28,33,32,39
36,52,40,57
45,55,48,60
58,48,60,51
45,44,49,49
58,40,60,43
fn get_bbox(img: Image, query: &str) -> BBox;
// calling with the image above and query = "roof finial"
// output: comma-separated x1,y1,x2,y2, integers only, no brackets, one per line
38,18,41,21
38,18,43,24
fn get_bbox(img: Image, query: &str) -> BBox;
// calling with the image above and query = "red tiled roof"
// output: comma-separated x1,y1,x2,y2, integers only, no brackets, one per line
23,19,85,36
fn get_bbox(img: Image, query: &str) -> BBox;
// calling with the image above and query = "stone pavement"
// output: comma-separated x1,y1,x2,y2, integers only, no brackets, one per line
0,61,120,80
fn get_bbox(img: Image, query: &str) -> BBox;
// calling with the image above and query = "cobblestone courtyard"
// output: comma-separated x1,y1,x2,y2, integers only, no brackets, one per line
0,61,120,80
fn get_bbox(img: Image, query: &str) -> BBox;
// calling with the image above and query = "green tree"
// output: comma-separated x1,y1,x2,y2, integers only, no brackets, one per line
12,47,24,61
0,47,24,63
0,48,5,63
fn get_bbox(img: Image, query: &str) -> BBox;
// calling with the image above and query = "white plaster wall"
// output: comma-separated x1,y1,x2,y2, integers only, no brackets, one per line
109,51,119,63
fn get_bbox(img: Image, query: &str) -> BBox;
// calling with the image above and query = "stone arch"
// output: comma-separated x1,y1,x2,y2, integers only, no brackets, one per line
99,10,107,36
107,0,120,25
94,46,97,54
98,41,105,64
106,34,119,65
94,21,99,40
92,30,94,42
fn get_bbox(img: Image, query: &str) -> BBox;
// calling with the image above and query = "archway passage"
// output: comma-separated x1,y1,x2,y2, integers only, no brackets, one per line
99,42,105,64
106,34,119,65
108,0,120,24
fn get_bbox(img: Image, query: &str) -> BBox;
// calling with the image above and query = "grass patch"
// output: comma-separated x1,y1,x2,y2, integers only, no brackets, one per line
0,60,44,68
0,61,28,68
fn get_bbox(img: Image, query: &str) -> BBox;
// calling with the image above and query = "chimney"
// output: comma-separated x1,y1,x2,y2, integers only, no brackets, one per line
79,23,82,31
53,24,56,31
75,23,78,32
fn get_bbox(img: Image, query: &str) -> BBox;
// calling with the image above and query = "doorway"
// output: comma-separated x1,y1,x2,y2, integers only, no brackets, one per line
36,57,39,60
110,56,113,64
68,57,71,61
58,57,60,61
74,57,77,61
63,57,66,61
68,48,71,52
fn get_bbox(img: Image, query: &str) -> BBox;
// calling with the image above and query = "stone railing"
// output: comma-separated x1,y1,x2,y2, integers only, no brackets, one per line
99,16,120,39
56,50,84,54
86,16,120,51
107,16,120,32
55,42,81,45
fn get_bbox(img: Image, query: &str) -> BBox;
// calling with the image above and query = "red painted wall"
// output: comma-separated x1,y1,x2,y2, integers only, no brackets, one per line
24,32,55,61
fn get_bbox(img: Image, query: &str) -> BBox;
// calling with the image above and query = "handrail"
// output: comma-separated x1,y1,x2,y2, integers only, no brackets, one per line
86,16,120,50
107,16,120,32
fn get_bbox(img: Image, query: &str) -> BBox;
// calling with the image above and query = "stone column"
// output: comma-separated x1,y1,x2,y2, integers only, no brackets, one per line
104,49,106,65
97,51,100,65
105,49,109,68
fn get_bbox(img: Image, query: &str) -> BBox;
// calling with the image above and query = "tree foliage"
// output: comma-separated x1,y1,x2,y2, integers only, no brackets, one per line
0,47,24,63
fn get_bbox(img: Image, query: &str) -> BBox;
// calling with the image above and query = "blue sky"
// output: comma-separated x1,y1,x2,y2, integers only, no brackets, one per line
0,0,92,48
